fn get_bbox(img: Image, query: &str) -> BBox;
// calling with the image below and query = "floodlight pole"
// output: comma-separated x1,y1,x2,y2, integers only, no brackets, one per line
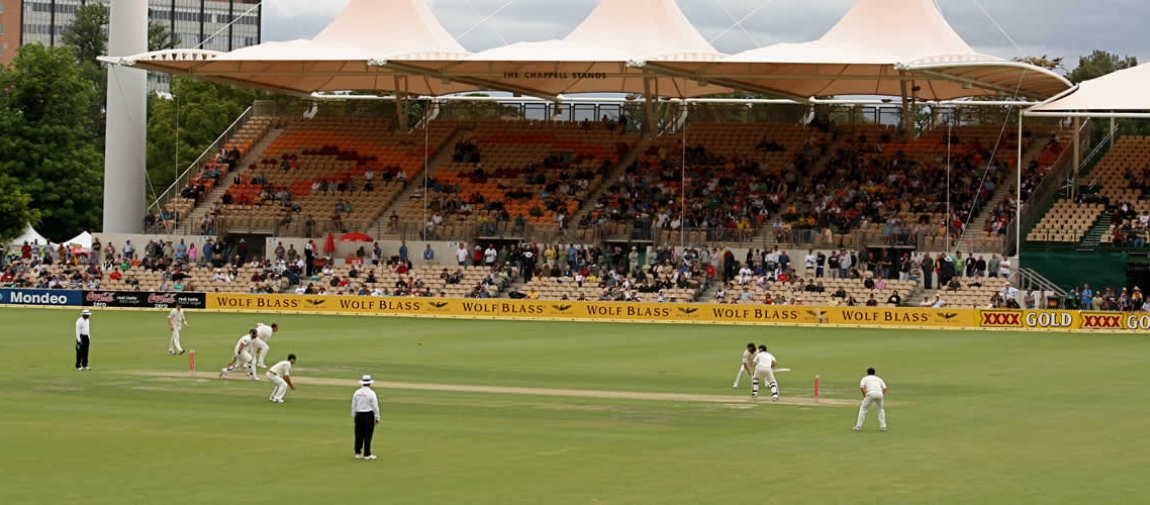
1015,109,1023,275
102,0,149,233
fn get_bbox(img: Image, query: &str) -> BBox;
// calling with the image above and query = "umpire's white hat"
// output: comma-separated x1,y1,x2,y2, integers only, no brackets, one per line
360,375,375,385
81,309,92,316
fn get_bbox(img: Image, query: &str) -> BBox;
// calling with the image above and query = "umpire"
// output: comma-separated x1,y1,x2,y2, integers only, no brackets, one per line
75,309,92,370
351,375,380,460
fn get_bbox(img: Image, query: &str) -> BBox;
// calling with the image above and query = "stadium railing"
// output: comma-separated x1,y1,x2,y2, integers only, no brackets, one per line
145,106,255,233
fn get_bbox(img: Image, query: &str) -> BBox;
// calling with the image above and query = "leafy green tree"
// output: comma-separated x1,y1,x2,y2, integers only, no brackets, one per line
0,175,41,244
1066,50,1138,84
149,11,182,51
0,45,103,242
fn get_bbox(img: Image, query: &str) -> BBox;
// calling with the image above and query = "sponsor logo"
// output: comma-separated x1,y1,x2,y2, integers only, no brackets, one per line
552,305,572,313
1082,314,1122,329
147,293,177,305
982,312,1022,326
1124,314,1150,330
430,302,450,309
937,313,960,321
677,307,699,316
305,299,326,307
1024,312,1074,328
7,291,73,305
85,292,116,303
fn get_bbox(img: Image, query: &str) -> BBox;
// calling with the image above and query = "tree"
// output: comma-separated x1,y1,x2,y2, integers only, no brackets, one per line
0,45,104,242
62,4,182,149
149,11,181,51
0,175,40,244
146,78,263,199
1013,55,1064,72
1066,50,1138,84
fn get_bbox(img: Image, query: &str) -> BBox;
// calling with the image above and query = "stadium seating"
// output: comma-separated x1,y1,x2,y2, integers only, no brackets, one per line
716,276,916,306
796,124,1023,248
153,116,275,230
212,118,457,233
585,123,829,240
394,120,639,236
1027,201,1104,243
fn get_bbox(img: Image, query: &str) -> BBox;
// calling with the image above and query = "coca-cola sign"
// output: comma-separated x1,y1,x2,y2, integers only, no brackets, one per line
83,291,205,309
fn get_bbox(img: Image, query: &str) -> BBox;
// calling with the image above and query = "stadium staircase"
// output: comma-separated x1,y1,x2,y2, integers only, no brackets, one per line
750,132,850,248
955,139,1045,251
906,288,939,307
1080,211,1113,248
371,124,472,238
567,136,655,236
180,127,285,234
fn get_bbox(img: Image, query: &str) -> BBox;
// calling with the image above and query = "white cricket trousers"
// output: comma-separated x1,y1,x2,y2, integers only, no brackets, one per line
733,366,749,387
856,393,886,429
251,338,270,367
752,367,778,398
169,329,183,354
225,351,254,377
267,372,289,401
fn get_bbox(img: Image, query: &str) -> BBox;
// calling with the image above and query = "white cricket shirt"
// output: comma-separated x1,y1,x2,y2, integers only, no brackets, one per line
753,352,776,370
268,360,292,377
741,350,754,365
860,375,887,396
351,387,381,421
76,317,90,342
168,309,186,328
256,323,275,342
235,335,253,354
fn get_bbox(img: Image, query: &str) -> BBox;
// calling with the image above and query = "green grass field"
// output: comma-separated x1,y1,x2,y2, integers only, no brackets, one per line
1,308,1148,504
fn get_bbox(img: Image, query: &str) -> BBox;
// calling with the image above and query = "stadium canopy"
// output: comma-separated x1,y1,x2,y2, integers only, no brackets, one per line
638,0,1071,102
1026,63,1150,118
382,0,728,100
98,0,473,97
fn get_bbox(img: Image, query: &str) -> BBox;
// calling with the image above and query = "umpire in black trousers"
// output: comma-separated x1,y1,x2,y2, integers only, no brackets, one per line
75,309,92,371
351,375,381,460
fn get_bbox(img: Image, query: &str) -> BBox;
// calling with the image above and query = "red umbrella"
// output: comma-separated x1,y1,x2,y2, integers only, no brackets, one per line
339,232,374,242
323,232,335,253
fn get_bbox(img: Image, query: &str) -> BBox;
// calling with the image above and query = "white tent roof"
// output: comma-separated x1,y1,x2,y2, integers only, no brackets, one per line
1028,63,1150,114
641,0,1071,100
386,0,728,99
65,232,93,249
9,225,48,246
101,0,474,96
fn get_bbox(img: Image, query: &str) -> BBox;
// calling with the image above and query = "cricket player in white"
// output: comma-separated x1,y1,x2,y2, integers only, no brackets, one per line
220,329,259,380
732,343,756,388
167,303,189,355
266,354,297,403
854,368,888,431
751,345,779,401
251,323,279,369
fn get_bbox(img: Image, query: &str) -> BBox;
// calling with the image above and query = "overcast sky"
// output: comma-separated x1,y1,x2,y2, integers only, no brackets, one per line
261,0,1148,69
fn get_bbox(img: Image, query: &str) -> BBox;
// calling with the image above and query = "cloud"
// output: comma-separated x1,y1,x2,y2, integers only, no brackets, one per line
260,0,1150,63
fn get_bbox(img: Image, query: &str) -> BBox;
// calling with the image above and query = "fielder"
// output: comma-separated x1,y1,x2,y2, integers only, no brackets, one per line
220,329,259,380
251,322,279,369
751,345,779,401
854,368,888,431
733,342,756,388
167,303,189,355
266,354,297,403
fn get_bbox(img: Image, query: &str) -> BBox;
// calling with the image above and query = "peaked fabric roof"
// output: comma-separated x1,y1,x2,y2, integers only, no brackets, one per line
385,0,728,99
100,0,473,96
641,0,1071,100
1028,63,1150,114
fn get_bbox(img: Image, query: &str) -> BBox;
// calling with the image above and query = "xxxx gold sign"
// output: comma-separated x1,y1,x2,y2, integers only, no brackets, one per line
979,310,1080,329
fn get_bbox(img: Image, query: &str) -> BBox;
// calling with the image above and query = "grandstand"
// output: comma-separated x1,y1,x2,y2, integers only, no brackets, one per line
1026,135,1150,247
